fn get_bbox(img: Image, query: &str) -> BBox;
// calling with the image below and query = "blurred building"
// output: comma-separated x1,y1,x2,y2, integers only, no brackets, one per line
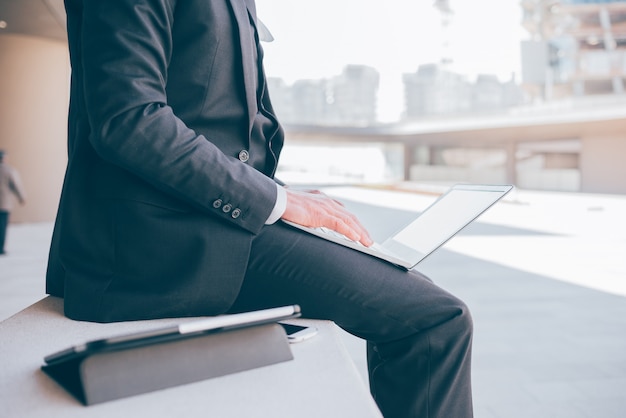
521,0,626,99
290,79,330,125
402,65,524,119
402,64,471,117
328,65,379,126
268,65,380,126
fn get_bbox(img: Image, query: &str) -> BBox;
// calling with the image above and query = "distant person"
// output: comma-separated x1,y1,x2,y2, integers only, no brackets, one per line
46,2,474,417
0,150,26,255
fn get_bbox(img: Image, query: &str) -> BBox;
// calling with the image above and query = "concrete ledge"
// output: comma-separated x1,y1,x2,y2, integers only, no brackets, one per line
0,296,381,418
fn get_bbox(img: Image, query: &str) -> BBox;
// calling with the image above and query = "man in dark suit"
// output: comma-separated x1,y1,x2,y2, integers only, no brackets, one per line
46,1,473,416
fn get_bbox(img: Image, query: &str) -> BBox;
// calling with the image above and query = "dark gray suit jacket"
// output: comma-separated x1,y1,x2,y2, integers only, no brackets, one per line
47,0,284,322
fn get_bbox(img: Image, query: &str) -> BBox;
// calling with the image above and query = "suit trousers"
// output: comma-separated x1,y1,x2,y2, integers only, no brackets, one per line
228,222,474,418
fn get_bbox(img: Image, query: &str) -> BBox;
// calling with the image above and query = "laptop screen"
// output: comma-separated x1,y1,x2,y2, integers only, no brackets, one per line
388,185,512,256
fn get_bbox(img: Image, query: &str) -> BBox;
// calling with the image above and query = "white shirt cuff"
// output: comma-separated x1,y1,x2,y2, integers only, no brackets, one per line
265,184,287,225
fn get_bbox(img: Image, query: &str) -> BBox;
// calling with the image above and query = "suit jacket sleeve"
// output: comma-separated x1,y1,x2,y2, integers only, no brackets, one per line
76,0,277,234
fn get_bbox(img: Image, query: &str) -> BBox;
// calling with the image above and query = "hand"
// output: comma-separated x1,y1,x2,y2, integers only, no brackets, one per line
282,188,373,247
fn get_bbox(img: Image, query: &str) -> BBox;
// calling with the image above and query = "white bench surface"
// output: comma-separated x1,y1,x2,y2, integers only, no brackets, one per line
0,296,381,418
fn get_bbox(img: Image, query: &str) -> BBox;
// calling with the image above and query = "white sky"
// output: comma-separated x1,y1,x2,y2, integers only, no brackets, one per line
256,0,528,121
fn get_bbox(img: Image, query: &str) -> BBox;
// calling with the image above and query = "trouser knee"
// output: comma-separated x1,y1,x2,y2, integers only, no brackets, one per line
449,298,473,341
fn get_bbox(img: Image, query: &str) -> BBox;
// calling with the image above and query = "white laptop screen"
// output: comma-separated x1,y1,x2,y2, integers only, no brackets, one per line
388,186,509,255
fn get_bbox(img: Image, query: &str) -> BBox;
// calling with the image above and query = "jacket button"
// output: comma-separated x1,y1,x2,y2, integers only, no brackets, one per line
238,150,250,162
231,208,241,219
212,199,223,209
222,204,232,213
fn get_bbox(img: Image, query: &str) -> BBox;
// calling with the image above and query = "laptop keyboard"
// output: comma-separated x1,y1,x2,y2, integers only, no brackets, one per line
313,227,389,254
314,227,362,245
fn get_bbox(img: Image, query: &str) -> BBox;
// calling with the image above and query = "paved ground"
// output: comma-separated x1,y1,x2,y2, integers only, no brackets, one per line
2,184,625,418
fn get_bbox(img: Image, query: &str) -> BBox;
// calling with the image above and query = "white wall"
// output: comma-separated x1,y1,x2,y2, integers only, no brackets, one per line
580,134,626,194
0,34,69,222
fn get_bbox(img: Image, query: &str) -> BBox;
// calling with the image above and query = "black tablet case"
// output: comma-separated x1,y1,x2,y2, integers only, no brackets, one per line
42,322,293,405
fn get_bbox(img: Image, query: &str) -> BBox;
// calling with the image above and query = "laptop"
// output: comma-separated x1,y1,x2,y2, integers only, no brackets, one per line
282,184,513,270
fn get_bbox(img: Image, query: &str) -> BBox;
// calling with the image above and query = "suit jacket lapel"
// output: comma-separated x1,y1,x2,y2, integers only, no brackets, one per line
228,0,257,129
244,0,257,21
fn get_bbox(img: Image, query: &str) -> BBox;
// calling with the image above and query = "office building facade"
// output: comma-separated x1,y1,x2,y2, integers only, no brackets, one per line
521,0,626,98
268,65,380,126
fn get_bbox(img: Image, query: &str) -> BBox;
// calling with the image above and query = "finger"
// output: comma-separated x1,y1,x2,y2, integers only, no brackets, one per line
282,189,372,246
327,211,373,247
346,218,373,247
